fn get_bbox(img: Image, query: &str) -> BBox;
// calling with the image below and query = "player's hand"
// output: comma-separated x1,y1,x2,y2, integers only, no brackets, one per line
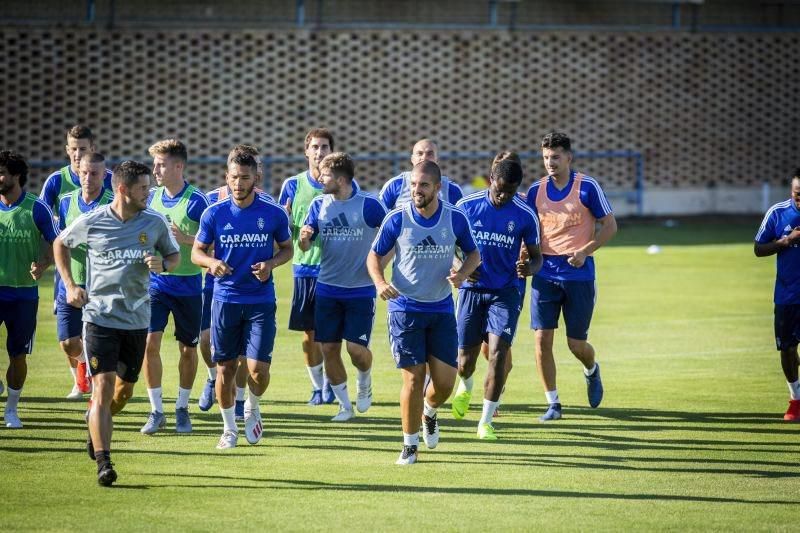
516,259,533,278
786,228,800,245
299,225,314,243
376,281,399,301
170,222,192,245
144,252,163,274
29,261,47,280
567,250,587,268
447,268,468,288
251,261,273,282
209,259,233,277
66,285,88,308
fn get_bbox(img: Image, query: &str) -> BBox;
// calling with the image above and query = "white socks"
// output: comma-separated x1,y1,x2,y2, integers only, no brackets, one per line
480,399,498,426
357,369,371,391
246,390,261,415
456,375,474,395
545,389,560,405
788,380,800,400
331,382,352,411
584,363,598,377
221,405,237,433
307,363,324,390
403,432,420,447
235,386,246,402
5,387,21,412
176,387,192,410
423,400,437,418
207,366,216,381
147,387,163,413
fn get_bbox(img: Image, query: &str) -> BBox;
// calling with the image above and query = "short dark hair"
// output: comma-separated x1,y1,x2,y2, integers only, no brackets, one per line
541,132,572,152
305,128,335,152
83,152,105,164
67,124,94,143
0,150,29,187
227,144,260,166
112,160,151,189
492,159,523,187
413,160,441,184
227,149,258,171
319,152,355,181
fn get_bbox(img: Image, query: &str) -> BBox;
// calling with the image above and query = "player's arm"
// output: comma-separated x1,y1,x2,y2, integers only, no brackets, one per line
755,229,800,256
298,199,320,252
367,251,399,301
447,208,481,287
53,215,88,307
252,237,293,282
518,243,543,278
569,213,617,268
368,212,401,300
30,200,58,279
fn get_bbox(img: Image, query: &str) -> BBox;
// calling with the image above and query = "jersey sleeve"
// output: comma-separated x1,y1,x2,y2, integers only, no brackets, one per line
206,189,220,204
525,183,540,215
521,207,541,246
372,211,402,256
32,199,59,243
379,180,400,210
448,182,464,204
755,209,779,244
39,173,60,211
102,170,113,192
363,196,388,228
303,197,322,239
278,178,297,206
59,212,90,249
452,208,478,254
187,190,211,223
273,204,292,243
155,215,181,257
196,207,215,245
57,196,70,230
582,179,614,219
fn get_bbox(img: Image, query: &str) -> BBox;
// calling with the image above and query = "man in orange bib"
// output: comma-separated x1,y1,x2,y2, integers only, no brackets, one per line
524,132,617,421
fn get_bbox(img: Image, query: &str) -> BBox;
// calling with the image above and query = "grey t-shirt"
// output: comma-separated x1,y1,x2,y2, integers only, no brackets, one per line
60,205,180,330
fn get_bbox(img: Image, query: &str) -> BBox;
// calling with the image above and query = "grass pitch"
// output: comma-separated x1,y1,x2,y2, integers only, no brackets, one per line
1,216,797,531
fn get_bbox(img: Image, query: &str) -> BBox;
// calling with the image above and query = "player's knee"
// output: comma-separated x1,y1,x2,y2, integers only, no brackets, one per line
566,337,588,357
60,338,82,358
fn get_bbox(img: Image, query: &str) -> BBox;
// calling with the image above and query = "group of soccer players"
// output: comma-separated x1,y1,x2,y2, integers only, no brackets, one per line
0,124,619,485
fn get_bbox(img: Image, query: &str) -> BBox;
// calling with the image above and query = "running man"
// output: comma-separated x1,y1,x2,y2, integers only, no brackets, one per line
452,157,542,439
56,153,114,400
279,128,340,405
54,160,180,486
141,139,209,435
367,160,481,465
192,149,292,450
754,169,800,421
299,153,386,421
525,132,617,421
379,138,463,210
0,150,58,428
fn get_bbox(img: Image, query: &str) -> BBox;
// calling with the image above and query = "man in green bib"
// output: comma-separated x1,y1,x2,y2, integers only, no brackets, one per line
0,150,59,428
140,140,210,435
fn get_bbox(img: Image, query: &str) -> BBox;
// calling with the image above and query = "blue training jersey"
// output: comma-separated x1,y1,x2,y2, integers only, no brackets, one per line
40,167,113,213
196,195,291,304
379,171,464,210
756,199,800,305
457,190,540,290
305,189,387,299
525,171,612,281
372,201,477,314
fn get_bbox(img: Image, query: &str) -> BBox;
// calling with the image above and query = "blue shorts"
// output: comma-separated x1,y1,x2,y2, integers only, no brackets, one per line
457,286,521,348
211,300,276,363
56,293,83,342
0,299,38,357
200,287,213,331
289,276,317,331
388,311,457,369
774,304,800,350
315,295,375,346
531,277,596,341
149,288,202,347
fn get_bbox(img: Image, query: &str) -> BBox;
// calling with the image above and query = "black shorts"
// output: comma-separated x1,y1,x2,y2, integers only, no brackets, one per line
84,322,147,383
288,276,317,331
774,304,800,351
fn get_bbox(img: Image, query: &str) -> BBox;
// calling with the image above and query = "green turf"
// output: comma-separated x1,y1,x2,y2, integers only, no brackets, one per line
1,219,797,532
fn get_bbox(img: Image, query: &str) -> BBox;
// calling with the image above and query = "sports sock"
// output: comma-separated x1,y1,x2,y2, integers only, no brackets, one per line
220,406,237,433
456,375,474,394
330,382,352,411
147,387,163,413
246,390,261,415
6,387,21,411
357,369,371,391
95,451,111,470
480,399,498,427
307,363,324,390
788,380,800,400
403,432,420,447
545,389,559,405
207,366,216,381
235,386,246,402
423,399,437,418
584,363,598,377
175,387,191,409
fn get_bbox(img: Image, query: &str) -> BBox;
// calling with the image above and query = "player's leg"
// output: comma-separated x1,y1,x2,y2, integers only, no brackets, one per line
343,297,375,415
241,301,276,444
57,295,89,398
563,280,602,408
290,276,327,404
452,289,485,420
422,312,459,449
3,299,38,428
141,290,169,434
234,357,247,421
532,277,563,421
171,293,201,433
211,300,242,449
774,304,800,420
481,342,512,417
197,287,217,412
389,311,427,465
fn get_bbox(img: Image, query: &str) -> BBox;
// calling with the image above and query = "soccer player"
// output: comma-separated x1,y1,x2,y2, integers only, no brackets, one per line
367,160,481,465
754,169,800,421
192,150,292,450
141,140,209,435
54,160,180,486
279,128,338,405
0,150,58,428
298,152,386,421
452,158,542,439
525,132,617,421
379,138,463,210
56,153,114,400
39,124,112,213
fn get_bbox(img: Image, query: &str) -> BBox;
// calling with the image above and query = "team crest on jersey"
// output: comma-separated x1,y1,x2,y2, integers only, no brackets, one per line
440,228,449,240
507,221,515,233
139,232,147,245
257,217,265,230
90,357,99,370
